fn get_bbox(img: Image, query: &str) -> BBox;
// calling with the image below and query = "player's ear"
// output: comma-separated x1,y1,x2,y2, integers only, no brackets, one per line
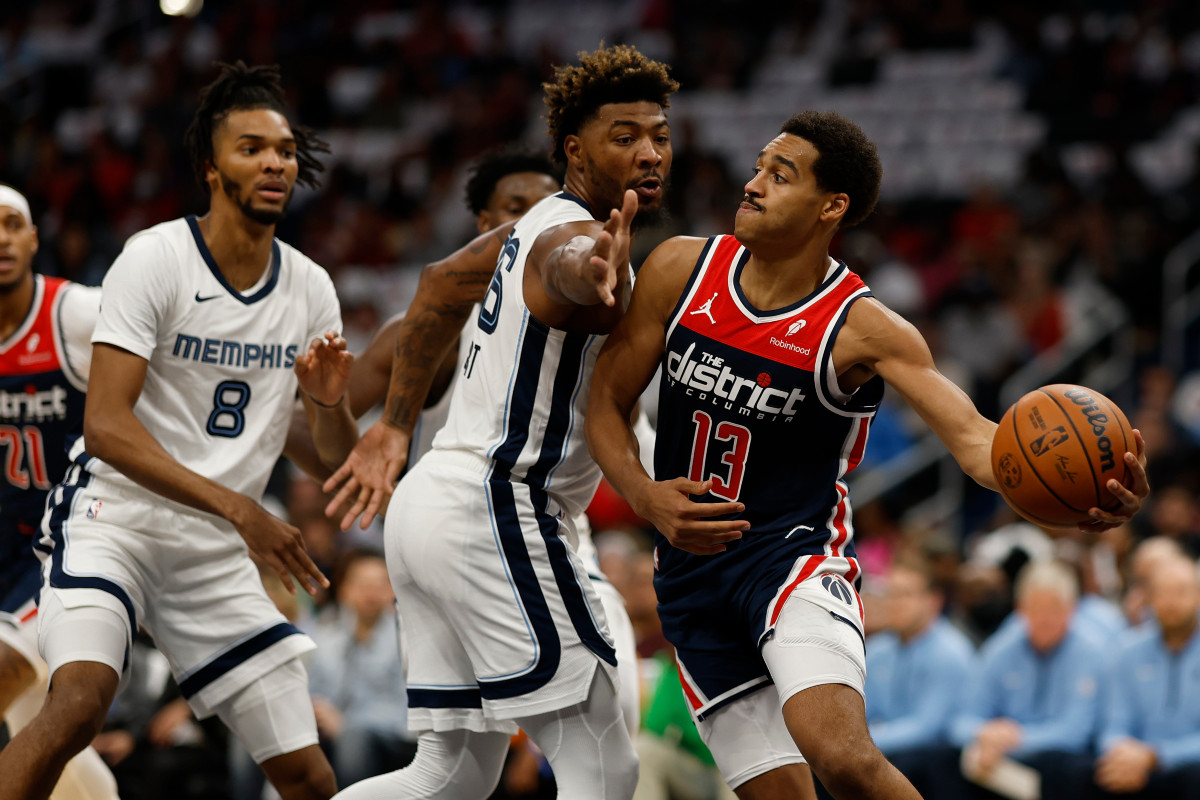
564,135,583,171
822,193,849,224
476,211,492,235
28,224,38,256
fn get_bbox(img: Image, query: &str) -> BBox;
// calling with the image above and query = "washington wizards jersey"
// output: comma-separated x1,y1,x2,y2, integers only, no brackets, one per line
653,235,882,640
1,276,95,592
79,217,341,505
431,192,621,517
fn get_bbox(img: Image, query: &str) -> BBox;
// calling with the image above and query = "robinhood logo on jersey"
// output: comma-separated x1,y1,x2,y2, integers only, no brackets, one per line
0,385,68,422
665,342,805,421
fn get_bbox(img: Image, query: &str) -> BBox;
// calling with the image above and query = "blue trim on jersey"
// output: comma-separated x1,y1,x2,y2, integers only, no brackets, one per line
695,678,774,722
556,191,594,218
0,556,42,613
817,293,883,414
44,469,139,637
407,687,483,709
177,621,302,700
0,274,41,351
665,237,718,328
185,216,281,305
490,314,549,472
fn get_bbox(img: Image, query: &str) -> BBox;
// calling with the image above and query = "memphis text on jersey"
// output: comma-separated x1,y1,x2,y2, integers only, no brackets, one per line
665,340,806,422
172,334,299,369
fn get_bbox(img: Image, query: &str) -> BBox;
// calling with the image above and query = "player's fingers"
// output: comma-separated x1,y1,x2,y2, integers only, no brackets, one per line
1124,449,1150,495
360,489,386,529
322,461,354,494
324,474,359,518
680,499,746,519
269,556,297,595
620,189,638,226
287,544,329,592
672,477,714,496
1133,428,1147,461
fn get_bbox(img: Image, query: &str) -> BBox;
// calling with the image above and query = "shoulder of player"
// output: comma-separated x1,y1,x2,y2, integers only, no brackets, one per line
841,296,925,359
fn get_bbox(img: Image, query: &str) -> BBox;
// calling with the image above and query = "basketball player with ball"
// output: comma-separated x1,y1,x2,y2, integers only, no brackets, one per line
586,110,1150,800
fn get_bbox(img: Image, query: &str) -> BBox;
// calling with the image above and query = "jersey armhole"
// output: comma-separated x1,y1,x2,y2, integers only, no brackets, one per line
663,235,720,340
815,291,883,417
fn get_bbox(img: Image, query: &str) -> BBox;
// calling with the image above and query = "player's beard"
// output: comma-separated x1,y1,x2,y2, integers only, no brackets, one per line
586,155,671,233
219,170,290,226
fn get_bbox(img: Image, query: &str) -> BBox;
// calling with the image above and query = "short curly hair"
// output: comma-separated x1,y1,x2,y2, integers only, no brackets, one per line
184,61,329,193
780,111,882,228
543,44,679,165
464,147,560,215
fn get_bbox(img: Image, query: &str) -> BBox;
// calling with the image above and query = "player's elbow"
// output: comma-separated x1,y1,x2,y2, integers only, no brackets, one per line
83,405,122,462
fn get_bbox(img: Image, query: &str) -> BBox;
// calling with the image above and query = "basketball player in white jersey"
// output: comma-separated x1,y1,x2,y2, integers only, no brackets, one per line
0,63,357,800
323,45,677,800
0,186,119,800
343,147,642,738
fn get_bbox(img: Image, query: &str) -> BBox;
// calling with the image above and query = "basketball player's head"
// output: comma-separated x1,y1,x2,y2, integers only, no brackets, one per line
1015,560,1078,653
185,61,329,227
465,148,560,234
543,44,677,227
0,186,37,296
1148,556,1200,639
735,111,881,249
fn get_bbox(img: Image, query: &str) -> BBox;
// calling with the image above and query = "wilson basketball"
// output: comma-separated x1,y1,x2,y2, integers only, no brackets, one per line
991,384,1135,527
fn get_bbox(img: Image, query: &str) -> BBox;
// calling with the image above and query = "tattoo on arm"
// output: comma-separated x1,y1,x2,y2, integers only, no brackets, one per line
467,226,508,256
383,300,475,429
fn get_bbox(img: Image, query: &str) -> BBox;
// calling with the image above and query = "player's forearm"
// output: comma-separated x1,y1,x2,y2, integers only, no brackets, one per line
84,407,250,522
585,390,654,511
307,397,358,470
382,259,490,431
283,404,332,482
544,236,609,306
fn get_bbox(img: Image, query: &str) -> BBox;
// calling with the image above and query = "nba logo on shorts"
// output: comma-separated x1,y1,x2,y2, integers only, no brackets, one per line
86,499,102,520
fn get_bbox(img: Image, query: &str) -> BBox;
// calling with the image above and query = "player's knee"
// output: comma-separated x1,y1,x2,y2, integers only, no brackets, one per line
807,744,888,793
268,756,337,800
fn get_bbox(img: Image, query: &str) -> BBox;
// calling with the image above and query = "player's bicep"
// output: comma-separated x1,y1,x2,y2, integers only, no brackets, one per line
425,222,515,312
86,343,150,415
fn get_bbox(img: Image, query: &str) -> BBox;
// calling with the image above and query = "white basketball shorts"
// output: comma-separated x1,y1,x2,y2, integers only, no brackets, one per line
386,450,619,734
37,470,314,718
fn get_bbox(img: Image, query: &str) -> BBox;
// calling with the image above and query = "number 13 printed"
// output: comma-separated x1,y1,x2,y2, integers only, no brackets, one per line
687,411,751,501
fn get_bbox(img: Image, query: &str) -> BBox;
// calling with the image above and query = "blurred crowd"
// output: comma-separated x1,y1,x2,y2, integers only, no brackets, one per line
3,0,1200,797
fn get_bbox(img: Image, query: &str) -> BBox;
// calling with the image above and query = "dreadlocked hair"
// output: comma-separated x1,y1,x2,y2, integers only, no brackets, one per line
184,61,329,192
543,44,678,165
465,147,560,215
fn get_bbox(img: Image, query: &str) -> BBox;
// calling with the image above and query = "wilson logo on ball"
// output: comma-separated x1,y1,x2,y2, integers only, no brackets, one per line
1063,387,1117,471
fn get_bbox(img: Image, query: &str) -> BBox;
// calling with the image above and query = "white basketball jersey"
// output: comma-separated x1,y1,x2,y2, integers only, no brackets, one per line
84,217,341,504
431,192,619,517
407,329,475,467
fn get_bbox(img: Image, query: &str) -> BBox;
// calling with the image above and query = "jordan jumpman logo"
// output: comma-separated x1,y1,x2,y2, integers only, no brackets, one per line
689,292,718,324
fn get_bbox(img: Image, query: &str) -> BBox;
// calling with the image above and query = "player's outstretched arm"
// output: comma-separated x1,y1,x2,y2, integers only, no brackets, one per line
295,330,358,469
322,221,514,530
841,298,1149,530
523,189,638,332
586,236,748,556
85,343,327,595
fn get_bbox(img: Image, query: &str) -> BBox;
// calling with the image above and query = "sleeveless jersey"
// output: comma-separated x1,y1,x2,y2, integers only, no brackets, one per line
431,192,619,517
78,217,341,505
653,235,882,635
0,276,93,574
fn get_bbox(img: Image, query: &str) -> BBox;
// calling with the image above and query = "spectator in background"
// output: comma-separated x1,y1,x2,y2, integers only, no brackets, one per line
865,553,973,800
308,549,416,787
951,560,1105,800
1122,536,1189,628
1096,557,1200,799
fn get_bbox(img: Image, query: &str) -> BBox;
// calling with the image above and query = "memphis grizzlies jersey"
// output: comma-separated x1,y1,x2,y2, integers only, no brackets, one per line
0,277,95,575
81,217,341,504
654,235,882,596
431,192,617,517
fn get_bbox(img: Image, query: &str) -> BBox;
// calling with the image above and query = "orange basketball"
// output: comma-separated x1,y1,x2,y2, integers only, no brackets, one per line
991,384,1135,527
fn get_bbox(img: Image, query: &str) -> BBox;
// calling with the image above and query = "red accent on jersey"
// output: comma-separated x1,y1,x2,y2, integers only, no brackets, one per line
0,276,71,376
768,555,828,627
675,236,869,370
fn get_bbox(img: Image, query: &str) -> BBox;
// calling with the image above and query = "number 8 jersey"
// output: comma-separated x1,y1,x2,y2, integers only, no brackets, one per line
654,235,883,589
83,217,341,504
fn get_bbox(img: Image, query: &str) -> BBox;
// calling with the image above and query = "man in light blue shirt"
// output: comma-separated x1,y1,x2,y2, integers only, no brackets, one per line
1095,556,1200,798
866,554,974,800
308,549,416,787
950,560,1105,800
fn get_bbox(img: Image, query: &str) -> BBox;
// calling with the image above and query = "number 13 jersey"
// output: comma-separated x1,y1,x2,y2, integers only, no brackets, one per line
654,235,882,593
83,217,341,504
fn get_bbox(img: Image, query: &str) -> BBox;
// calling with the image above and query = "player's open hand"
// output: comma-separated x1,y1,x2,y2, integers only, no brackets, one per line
294,330,353,407
322,420,409,530
230,495,328,595
587,189,638,307
1083,429,1150,531
636,477,748,556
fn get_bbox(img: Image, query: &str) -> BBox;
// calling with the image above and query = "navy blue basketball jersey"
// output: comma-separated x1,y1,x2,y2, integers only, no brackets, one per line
0,276,90,603
653,235,882,652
